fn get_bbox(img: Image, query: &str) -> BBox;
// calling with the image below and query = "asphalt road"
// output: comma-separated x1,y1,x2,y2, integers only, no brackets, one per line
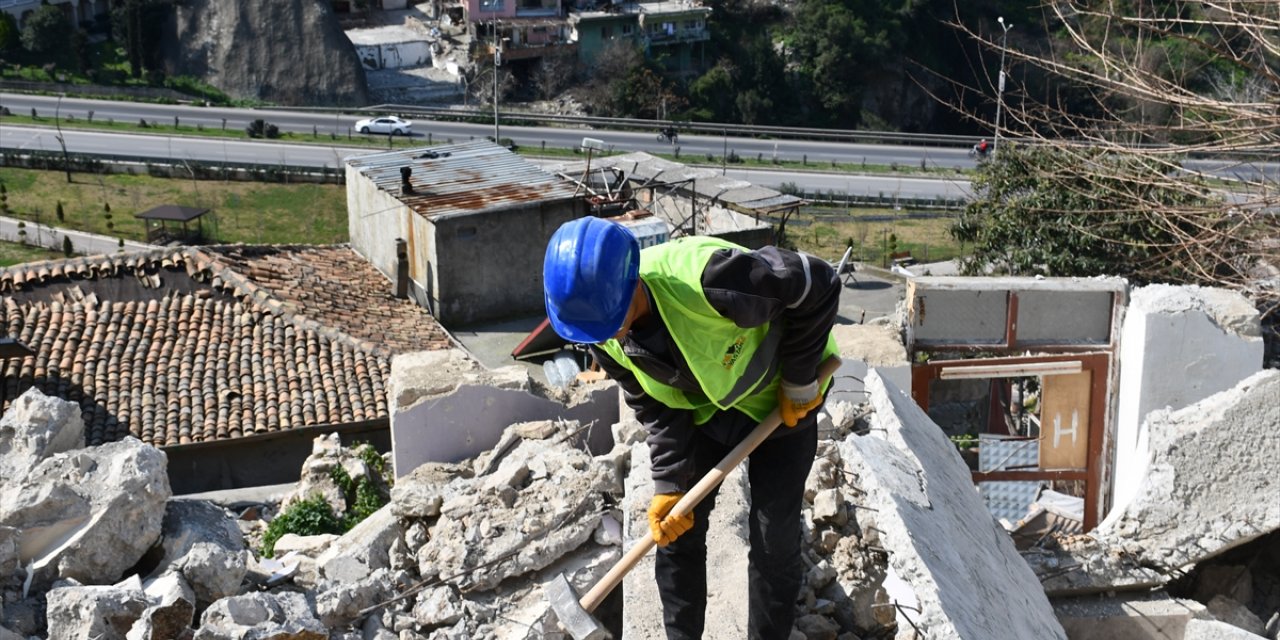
0,124,977,200
7,92,1273,182
1,92,976,169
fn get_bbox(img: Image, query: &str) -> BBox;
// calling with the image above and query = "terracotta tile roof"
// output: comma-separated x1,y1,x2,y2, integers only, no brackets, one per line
0,245,453,448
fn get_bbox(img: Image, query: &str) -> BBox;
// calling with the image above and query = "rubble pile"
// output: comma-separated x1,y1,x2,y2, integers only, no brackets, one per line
1,362,1278,639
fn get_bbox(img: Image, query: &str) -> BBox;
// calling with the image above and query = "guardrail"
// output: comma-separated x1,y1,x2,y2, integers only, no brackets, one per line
294,103,981,148
1,149,344,185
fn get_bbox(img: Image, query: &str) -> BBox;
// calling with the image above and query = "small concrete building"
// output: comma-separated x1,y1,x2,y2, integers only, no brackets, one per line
347,24,434,70
346,140,586,326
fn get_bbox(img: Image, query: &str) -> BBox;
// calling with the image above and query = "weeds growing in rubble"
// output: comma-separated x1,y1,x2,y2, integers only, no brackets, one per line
260,494,344,558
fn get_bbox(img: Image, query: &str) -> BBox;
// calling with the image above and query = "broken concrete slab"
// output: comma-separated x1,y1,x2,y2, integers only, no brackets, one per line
1052,592,1207,640
315,567,397,628
0,387,85,482
389,349,617,477
1185,618,1269,640
0,436,170,587
1112,284,1264,518
150,499,248,608
45,580,149,640
841,369,1066,639
317,503,401,583
413,435,612,592
128,571,196,640
1099,370,1280,571
194,591,326,640
389,461,472,519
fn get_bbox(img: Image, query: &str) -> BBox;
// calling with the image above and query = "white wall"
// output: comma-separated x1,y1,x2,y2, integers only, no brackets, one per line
1107,284,1263,523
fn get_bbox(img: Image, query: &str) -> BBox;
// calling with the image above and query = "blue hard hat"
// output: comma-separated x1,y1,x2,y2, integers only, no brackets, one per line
544,217,640,343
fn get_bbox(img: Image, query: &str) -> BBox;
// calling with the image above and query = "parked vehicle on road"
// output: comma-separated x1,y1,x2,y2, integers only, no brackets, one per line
356,116,413,136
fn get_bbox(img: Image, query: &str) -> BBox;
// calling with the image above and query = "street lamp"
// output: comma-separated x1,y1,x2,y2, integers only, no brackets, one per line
993,16,1013,155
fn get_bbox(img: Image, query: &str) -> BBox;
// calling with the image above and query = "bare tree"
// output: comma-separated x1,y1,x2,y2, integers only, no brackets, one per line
533,50,580,101
937,1,1280,322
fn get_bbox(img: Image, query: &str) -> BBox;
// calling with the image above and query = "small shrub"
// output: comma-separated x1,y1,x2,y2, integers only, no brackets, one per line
30,107,36,119
138,118,149,128
62,235,73,256
55,201,63,221
260,494,344,557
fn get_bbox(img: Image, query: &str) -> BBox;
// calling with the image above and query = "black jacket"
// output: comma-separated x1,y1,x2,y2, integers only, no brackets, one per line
590,245,840,493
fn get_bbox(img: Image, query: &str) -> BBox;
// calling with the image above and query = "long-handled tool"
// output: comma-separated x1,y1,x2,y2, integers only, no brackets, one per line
547,356,843,640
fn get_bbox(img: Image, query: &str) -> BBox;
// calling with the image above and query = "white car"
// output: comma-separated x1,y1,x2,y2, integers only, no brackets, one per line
355,115,413,136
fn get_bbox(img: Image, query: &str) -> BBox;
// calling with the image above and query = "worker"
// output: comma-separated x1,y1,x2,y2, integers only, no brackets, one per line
543,217,841,639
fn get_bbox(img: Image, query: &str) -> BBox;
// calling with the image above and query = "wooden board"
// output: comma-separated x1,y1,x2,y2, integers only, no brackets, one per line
1039,370,1091,470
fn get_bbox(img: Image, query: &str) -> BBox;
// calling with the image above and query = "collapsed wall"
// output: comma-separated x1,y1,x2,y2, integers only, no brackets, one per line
1111,284,1264,518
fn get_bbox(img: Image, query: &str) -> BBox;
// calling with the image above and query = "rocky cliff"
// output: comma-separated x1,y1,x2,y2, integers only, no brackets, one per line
158,0,369,107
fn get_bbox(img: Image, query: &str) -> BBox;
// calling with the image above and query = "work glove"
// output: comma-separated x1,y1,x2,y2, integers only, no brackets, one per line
648,493,694,547
778,379,822,428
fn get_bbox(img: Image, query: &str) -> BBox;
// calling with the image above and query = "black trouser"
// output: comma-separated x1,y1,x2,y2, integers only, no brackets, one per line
654,411,818,640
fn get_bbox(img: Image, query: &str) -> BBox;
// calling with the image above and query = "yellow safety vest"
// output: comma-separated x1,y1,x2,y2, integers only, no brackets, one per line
600,236,837,424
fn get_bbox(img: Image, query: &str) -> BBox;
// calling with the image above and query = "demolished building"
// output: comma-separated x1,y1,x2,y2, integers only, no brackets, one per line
1,267,1276,638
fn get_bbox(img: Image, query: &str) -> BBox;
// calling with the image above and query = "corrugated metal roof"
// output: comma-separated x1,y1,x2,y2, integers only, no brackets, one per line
347,140,582,221
552,152,802,213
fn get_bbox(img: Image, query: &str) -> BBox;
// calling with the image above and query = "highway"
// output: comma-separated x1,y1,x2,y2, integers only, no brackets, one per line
5,92,1277,185
0,92,977,170
0,124,977,202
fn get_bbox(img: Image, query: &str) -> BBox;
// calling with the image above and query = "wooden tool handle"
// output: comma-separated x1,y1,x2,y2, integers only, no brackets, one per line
578,355,843,612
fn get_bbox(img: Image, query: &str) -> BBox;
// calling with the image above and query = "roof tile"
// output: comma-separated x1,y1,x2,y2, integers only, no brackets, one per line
0,245,453,448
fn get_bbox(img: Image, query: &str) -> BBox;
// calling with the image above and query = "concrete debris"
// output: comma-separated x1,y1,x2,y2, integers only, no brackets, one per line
0,388,85,482
413,425,612,592
317,504,401,583
1052,591,1207,639
0,390,170,589
315,567,399,628
1101,370,1280,569
1185,618,1270,640
281,433,393,524
194,591,326,640
150,500,248,608
1031,370,1280,597
128,572,196,640
4,316,1279,640
45,580,149,640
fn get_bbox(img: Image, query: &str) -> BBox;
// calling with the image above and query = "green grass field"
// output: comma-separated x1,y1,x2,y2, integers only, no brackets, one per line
786,207,965,268
0,166,966,268
0,241,65,267
0,167,349,246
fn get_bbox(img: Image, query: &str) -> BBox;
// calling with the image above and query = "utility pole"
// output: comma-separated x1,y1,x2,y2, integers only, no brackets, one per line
493,19,501,143
993,16,1013,155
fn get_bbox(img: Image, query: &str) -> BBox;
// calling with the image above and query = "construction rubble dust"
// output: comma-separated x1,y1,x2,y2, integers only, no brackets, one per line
0,366,1277,639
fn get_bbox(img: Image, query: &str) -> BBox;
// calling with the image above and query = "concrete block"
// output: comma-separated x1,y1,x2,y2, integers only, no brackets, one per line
840,369,1066,639
1098,370,1280,570
1185,619,1269,640
1053,593,1206,640
906,277,1125,348
1110,284,1263,518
